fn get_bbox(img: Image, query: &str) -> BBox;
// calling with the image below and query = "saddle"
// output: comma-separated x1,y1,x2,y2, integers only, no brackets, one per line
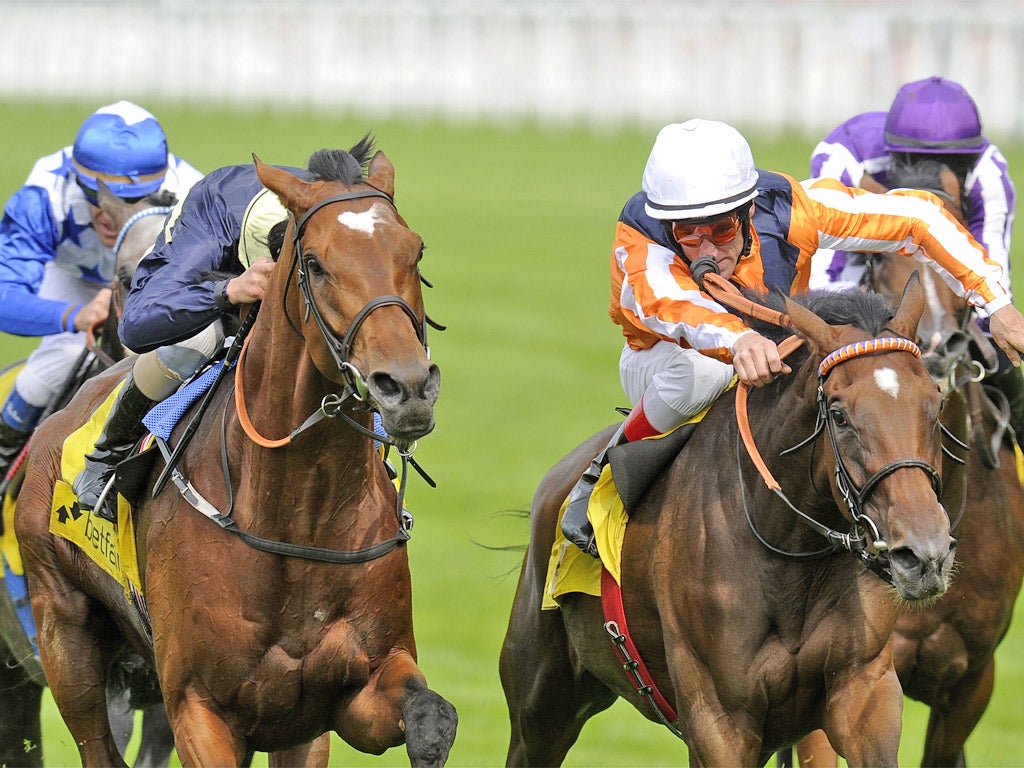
607,422,698,514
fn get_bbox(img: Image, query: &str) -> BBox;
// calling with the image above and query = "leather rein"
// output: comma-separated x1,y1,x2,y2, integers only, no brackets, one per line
162,188,431,564
701,273,942,584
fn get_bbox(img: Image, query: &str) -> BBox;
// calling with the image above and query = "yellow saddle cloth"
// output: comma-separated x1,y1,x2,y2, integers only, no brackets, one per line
542,403,718,611
542,464,626,610
47,379,144,602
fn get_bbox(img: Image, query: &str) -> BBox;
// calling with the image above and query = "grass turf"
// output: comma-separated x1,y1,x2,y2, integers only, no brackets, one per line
0,99,1021,766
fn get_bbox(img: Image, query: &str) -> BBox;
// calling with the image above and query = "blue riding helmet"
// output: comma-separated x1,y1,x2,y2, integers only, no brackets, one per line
71,100,169,199
884,76,985,155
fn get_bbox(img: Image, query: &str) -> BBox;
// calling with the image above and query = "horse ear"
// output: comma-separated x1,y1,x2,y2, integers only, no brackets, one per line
253,154,311,213
366,151,395,198
887,270,926,341
784,296,846,356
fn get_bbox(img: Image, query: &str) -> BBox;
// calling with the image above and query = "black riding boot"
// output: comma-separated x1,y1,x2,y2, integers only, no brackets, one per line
987,357,1024,451
72,373,157,521
561,423,628,558
0,420,30,485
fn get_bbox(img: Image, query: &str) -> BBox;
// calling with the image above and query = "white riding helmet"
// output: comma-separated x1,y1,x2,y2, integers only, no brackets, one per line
239,187,289,268
642,119,759,220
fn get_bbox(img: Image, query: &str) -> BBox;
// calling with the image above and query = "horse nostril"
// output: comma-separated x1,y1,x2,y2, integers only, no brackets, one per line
369,372,402,404
889,547,922,575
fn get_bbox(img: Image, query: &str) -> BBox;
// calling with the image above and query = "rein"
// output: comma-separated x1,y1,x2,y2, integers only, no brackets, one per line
700,273,941,582
157,188,431,565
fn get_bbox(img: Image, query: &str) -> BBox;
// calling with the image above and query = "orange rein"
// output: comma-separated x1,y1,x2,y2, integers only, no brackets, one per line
697,272,803,491
234,331,292,448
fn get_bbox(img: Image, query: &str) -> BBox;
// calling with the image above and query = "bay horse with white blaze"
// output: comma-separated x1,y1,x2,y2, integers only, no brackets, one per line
15,141,456,766
501,277,955,766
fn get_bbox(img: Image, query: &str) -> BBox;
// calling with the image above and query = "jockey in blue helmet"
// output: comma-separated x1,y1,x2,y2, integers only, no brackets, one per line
0,100,201,652
0,101,202,480
71,101,173,202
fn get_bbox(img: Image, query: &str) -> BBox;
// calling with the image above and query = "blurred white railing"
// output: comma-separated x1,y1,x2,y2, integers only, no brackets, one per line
0,0,1021,138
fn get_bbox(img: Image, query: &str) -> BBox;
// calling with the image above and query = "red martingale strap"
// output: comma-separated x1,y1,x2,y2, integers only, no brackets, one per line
600,566,683,737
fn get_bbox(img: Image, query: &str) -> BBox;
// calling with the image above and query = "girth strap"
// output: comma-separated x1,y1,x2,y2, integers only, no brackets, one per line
600,567,682,738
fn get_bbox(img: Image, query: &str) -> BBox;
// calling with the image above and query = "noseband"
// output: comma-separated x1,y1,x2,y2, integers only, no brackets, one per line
288,189,428,403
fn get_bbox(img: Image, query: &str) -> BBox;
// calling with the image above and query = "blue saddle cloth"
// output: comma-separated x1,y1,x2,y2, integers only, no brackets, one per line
143,361,227,440
141,359,389,447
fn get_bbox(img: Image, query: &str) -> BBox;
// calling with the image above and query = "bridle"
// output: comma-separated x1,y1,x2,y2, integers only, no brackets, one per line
700,273,944,584
286,188,428,404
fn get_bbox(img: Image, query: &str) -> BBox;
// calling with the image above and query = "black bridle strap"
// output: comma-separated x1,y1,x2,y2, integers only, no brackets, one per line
290,189,428,392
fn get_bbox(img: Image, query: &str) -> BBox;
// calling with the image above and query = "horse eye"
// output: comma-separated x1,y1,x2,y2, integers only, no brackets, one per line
303,256,325,277
828,407,849,428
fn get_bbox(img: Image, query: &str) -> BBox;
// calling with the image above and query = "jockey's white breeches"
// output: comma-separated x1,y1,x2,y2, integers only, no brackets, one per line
132,321,225,401
619,340,735,433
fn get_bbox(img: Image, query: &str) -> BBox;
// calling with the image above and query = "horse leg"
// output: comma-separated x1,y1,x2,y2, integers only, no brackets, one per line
23,552,125,766
0,643,43,768
133,703,177,768
500,585,617,767
333,650,457,768
107,683,136,758
35,600,126,765
169,690,245,767
920,661,994,767
819,662,903,767
794,730,839,768
267,733,330,768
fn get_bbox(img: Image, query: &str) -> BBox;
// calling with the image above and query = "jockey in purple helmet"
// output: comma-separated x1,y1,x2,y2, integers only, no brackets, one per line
0,102,202,478
809,76,1024,448
809,77,1015,294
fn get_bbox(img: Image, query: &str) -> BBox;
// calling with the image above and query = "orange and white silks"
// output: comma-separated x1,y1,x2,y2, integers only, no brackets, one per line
609,172,1009,363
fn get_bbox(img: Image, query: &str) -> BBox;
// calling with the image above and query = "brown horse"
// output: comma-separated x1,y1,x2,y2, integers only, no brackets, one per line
794,160,1024,767
0,190,177,768
15,142,456,766
501,277,957,767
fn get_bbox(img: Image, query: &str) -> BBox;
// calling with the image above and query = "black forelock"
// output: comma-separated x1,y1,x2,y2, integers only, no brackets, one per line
306,133,376,184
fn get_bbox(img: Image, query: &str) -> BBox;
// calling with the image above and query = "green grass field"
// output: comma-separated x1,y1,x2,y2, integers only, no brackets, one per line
1,99,1022,766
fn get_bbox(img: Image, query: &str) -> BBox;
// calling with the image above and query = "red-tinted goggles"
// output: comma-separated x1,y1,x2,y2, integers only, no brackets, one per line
671,213,741,247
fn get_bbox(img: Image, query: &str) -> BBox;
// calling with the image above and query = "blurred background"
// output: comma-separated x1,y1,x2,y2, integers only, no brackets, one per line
1,0,1022,139
1,1,1022,766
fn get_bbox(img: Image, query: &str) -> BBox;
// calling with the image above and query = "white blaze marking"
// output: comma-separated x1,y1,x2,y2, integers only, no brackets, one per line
337,204,387,235
874,367,900,399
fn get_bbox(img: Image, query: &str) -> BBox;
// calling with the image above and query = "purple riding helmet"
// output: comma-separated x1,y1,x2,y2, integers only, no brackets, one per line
884,76,985,154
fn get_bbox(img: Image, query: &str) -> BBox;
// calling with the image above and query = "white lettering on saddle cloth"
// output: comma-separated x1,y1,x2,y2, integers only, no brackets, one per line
337,204,388,236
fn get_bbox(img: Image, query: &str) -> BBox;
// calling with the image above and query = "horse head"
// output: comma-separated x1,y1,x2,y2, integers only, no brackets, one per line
254,147,440,448
785,274,956,601
864,159,975,385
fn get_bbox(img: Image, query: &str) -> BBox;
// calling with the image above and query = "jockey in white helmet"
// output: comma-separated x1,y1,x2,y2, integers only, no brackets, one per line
561,117,1024,557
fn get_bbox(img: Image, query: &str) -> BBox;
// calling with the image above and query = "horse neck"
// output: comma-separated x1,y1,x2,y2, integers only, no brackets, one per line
235,302,378,479
745,361,848,544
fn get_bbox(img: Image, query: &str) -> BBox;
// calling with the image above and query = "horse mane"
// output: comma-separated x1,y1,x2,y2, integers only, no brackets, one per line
741,287,896,343
146,189,178,208
306,134,376,184
888,157,952,197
